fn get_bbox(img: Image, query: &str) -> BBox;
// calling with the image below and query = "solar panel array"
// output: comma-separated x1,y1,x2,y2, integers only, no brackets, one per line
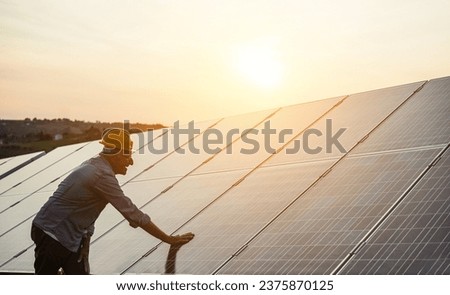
0,76,448,274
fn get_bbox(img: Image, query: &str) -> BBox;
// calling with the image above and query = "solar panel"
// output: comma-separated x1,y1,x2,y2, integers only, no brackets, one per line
0,157,10,166
0,191,50,236
0,143,88,194
340,147,450,274
130,109,275,182
0,218,33,267
89,169,251,274
0,243,34,273
124,159,335,274
351,77,450,154
190,97,342,175
0,151,45,180
216,147,441,274
115,98,344,274
0,142,91,198
269,81,425,166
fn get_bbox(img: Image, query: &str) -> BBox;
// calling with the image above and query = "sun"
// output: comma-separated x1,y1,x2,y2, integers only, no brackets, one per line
233,42,283,89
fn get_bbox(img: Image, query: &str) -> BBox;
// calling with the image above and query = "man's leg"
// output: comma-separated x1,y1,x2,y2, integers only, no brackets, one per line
31,224,89,275
31,224,67,274
61,250,89,275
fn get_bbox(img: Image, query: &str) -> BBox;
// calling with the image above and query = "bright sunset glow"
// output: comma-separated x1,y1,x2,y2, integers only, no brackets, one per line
234,43,283,89
0,1,449,123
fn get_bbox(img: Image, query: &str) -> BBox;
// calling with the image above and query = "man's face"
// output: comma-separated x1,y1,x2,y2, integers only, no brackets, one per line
110,153,133,175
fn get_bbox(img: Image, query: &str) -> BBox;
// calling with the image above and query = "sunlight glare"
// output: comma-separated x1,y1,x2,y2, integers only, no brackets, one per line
233,42,283,89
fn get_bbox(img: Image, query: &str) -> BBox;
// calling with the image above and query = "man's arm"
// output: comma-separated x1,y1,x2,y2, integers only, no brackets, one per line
95,171,194,245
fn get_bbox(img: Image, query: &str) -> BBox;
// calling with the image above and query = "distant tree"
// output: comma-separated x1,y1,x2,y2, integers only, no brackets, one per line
38,131,52,141
84,126,101,140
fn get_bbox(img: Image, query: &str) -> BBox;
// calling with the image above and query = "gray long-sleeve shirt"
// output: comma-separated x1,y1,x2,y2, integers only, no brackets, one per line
33,154,151,252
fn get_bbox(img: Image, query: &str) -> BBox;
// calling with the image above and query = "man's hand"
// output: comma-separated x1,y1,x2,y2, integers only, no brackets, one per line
77,234,91,274
168,232,195,246
141,221,194,247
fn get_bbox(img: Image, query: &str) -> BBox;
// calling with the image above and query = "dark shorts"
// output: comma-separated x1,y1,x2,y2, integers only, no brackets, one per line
31,224,88,275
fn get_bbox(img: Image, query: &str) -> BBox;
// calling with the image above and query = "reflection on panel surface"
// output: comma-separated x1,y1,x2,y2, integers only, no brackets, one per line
217,148,441,274
352,77,450,154
269,81,424,165
340,148,450,274
125,160,335,274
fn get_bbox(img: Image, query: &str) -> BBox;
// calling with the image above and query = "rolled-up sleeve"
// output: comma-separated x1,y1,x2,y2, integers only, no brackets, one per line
94,171,151,228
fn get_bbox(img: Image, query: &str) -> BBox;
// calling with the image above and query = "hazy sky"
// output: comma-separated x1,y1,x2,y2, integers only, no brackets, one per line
1,0,449,125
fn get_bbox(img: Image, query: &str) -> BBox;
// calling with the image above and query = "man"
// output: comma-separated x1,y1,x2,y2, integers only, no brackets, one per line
31,128,194,274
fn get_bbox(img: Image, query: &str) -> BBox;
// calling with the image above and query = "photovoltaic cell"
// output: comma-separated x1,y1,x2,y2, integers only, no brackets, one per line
217,148,441,274
269,81,425,166
89,169,250,274
340,147,450,274
124,160,335,274
352,77,450,154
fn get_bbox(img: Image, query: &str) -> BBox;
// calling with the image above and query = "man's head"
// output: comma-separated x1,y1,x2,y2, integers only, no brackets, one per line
99,128,134,175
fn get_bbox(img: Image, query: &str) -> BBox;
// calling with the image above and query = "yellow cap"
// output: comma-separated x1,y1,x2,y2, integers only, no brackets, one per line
99,128,133,154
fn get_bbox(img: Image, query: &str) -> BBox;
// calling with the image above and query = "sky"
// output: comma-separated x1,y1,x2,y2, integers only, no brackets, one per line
1,0,449,125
